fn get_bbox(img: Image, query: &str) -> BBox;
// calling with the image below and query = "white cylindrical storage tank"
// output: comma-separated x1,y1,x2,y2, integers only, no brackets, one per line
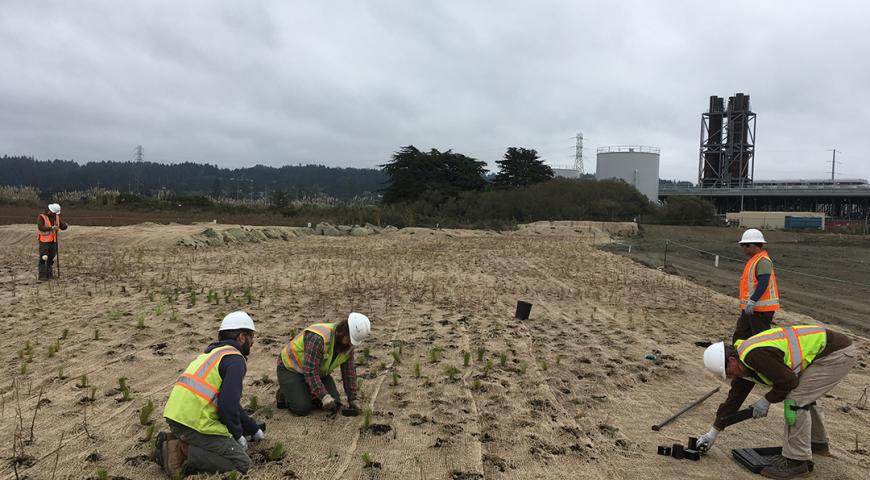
595,146,660,202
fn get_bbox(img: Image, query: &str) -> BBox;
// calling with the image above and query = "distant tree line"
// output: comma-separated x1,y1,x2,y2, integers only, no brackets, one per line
0,155,385,200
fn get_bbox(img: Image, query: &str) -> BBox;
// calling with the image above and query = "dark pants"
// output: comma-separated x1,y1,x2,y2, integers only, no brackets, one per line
167,419,251,475
276,364,340,416
38,242,57,280
732,310,775,343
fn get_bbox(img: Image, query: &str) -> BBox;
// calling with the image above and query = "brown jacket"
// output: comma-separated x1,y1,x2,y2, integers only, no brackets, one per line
713,328,852,430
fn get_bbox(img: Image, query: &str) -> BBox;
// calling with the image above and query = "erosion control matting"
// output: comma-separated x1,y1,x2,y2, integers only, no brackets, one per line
732,447,815,474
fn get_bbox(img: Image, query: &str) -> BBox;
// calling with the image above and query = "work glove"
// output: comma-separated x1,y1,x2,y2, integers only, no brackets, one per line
744,299,756,315
696,427,719,453
236,435,248,450
252,429,265,441
751,398,770,419
51,225,59,231
321,393,336,411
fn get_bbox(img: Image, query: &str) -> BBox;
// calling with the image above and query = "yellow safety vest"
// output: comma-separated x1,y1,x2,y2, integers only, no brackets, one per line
735,325,827,386
280,323,350,375
163,345,243,437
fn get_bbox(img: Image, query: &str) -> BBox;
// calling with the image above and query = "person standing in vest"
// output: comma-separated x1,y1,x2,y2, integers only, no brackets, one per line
696,326,855,479
734,228,780,343
37,203,68,281
276,312,371,416
155,311,265,476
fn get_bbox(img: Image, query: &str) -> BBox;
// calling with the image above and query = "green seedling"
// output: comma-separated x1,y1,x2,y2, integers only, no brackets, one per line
169,308,178,322
484,359,493,377
361,451,375,467
78,374,89,388
94,328,100,340
520,361,528,375
148,290,155,302
143,424,155,442
47,344,56,358
540,360,548,371
139,399,154,425
154,303,163,316
248,395,259,413
225,472,240,480
121,384,131,401
260,373,271,384
391,350,401,364
269,441,286,461
361,408,372,430
391,371,399,386
110,310,121,321
463,351,470,367
117,377,128,392
20,363,27,375
188,290,196,307
473,379,481,390
57,366,66,379
413,361,421,379
476,347,485,362
96,469,108,480
89,387,97,401
429,348,442,363
556,355,562,366
446,366,460,383
499,352,507,367
136,314,146,329
244,287,254,305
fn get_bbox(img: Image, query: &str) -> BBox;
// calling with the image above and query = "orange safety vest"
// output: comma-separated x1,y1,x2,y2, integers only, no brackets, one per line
739,250,779,312
38,214,57,243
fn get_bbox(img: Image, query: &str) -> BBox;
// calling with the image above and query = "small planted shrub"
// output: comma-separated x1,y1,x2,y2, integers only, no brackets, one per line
499,352,507,367
484,359,493,377
540,360,548,371
476,347,485,362
117,377,128,392
139,399,155,425
445,366,460,383
143,424,155,442
269,441,286,461
429,347,442,364
248,395,259,413
96,469,108,480
94,328,100,340
136,314,146,330
391,350,401,364
361,408,372,430
77,374,89,388
413,361,421,379
463,351,470,367
110,310,121,321
391,371,399,386
188,290,196,307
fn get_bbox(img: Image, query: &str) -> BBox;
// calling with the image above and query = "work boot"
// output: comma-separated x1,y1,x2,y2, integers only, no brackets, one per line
811,442,831,456
760,455,810,479
154,432,186,477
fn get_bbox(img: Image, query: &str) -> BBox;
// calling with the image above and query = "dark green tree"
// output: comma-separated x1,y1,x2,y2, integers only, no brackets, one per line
657,196,717,225
381,146,488,204
268,189,289,209
493,147,554,189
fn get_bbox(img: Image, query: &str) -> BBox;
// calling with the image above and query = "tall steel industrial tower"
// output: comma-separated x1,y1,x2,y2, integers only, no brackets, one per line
574,132,584,174
699,93,756,187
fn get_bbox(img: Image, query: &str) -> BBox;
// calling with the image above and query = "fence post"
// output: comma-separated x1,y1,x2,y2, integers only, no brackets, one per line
715,255,719,268
628,245,632,254
663,240,669,267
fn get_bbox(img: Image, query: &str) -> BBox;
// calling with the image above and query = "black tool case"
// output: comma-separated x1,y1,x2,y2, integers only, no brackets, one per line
731,447,814,474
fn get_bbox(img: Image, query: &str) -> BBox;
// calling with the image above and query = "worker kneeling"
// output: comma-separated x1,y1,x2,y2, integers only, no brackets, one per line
697,325,855,479
155,311,265,476
276,312,371,415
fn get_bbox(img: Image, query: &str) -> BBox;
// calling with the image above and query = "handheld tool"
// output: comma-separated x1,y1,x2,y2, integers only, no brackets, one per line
652,386,720,431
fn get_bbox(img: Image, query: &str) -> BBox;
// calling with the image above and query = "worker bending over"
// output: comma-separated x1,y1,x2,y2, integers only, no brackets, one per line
698,325,855,479
155,311,265,476
276,312,371,415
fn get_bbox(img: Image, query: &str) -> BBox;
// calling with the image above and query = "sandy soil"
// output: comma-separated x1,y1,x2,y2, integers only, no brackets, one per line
0,221,867,480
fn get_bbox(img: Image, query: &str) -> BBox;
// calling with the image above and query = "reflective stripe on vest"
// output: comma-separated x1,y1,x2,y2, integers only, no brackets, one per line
735,325,827,385
740,251,780,311
38,214,56,243
163,345,243,436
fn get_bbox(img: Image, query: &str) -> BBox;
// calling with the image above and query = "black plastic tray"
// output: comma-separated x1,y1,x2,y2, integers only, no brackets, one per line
732,447,814,474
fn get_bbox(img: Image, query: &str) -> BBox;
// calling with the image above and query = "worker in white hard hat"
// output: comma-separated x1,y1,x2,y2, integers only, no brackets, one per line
734,228,780,342
276,312,371,416
696,326,854,479
155,311,265,476
37,203,68,281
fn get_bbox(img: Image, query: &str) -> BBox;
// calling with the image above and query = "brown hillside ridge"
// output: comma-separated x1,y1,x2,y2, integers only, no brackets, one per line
0,221,866,479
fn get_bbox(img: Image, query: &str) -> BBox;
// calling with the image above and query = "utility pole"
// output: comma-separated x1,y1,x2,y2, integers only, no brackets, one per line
574,132,584,175
828,149,841,180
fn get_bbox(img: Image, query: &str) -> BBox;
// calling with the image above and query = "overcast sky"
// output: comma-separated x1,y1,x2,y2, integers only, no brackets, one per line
2,0,869,181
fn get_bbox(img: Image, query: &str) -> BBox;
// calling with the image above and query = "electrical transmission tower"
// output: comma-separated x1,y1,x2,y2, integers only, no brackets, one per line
135,145,144,163
574,133,584,174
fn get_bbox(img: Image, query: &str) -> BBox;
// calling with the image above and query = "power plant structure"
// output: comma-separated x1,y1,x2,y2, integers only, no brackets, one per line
699,93,756,188
658,92,870,224
596,146,660,202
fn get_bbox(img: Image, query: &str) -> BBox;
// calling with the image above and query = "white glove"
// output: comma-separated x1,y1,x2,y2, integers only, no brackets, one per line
751,398,770,419
252,429,265,441
237,435,248,450
744,299,756,315
697,427,719,453
321,393,336,411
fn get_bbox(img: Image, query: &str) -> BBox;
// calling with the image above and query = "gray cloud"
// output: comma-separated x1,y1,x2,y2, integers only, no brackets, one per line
2,0,868,181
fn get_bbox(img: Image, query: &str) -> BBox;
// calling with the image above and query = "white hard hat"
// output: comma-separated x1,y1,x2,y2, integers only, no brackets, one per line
219,311,256,332
48,203,61,214
348,312,371,346
739,228,766,244
703,342,726,380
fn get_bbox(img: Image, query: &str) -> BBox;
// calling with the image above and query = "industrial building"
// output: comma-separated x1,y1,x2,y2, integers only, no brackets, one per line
725,211,826,230
596,146,660,202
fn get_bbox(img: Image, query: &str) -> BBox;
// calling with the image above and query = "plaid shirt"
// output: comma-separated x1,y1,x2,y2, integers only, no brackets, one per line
302,332,357,401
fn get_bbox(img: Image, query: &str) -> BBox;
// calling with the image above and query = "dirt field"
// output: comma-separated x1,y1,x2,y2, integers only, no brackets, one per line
601,225,870,337
0,221,868,479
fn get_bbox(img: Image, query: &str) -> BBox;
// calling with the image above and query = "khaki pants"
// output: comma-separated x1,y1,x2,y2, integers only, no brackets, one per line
783,345,856,460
